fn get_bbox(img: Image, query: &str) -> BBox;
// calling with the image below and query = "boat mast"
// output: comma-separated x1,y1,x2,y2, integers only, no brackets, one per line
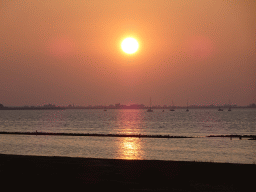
170,100,175,111
147,97,153,112
228,99,231,111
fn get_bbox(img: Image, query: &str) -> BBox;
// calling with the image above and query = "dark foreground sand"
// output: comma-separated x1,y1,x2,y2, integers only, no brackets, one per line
0,154,255,191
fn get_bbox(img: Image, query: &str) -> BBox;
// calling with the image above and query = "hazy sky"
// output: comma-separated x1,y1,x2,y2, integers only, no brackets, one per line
1,0,255,106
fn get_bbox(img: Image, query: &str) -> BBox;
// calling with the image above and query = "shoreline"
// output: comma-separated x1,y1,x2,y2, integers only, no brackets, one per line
1,153,255,191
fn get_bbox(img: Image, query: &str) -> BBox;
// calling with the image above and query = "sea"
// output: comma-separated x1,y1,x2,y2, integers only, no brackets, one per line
0,108,255,164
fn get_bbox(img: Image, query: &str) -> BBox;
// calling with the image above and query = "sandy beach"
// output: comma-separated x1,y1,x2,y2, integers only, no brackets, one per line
0,154,255,191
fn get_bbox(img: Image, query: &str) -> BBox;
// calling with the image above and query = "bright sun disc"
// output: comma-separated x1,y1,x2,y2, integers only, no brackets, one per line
121,38,139,54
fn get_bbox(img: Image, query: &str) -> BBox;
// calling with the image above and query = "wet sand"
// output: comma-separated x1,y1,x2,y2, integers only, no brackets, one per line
0,154,255,191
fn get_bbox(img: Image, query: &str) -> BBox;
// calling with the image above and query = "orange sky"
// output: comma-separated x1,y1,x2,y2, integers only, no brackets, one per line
0,0,255,106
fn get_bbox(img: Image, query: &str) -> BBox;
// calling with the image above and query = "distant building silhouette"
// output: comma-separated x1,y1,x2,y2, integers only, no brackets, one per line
115,103,121,108
248,103,256,108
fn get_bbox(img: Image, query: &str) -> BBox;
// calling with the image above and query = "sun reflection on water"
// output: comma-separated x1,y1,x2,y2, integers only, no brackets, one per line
114,110,145,160
117,137,144,160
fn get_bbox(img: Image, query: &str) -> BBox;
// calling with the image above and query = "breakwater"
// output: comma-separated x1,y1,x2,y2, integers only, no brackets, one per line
207,134,256,140
0,131,255,139
0,131,192,138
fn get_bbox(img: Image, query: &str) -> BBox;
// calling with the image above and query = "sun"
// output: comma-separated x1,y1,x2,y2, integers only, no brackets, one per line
121,37,139,54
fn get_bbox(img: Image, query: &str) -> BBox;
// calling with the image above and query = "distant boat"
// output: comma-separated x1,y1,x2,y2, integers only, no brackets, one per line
218,107,223,111
147,97,153,112
186,101,189,112
228,100,231,111
170,100,175,111
147,108,153,112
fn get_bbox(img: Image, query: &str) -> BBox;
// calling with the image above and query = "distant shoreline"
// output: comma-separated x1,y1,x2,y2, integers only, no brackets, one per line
0,106,255,110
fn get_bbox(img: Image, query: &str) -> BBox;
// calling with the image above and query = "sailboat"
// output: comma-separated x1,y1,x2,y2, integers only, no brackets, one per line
170,100,175,111
228,100,231,111
186,101,189,112
147,97,153,112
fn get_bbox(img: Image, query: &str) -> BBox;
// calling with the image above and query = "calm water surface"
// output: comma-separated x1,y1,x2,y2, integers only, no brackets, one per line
0,109,255,164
